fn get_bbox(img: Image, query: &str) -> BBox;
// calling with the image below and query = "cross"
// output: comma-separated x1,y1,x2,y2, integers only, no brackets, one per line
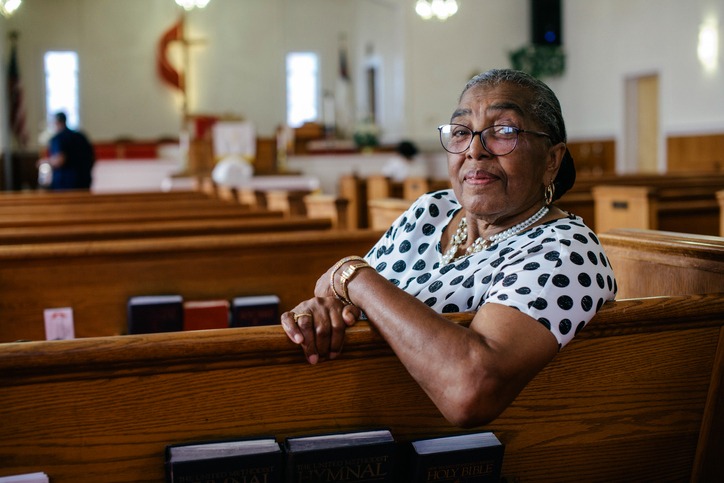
159,12,207,121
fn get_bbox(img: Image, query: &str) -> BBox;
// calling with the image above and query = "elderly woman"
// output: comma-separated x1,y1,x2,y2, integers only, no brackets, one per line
282,69,617,428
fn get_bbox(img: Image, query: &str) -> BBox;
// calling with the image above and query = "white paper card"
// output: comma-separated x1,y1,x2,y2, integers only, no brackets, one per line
44,307,75,340
0,472,49,483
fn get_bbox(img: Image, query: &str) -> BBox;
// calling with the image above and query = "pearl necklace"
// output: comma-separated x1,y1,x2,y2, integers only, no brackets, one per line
441,205,549,265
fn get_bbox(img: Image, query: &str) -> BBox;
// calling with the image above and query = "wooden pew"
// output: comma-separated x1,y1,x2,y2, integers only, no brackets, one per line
345,172,724,233
565,173,724,232
0,197,240,217
338,174,448,229
0,216,334,244
0,204,280,228
263,190,311,217
0,293,722,482
0,188,210,206
303,193,350,229
718,189,724,237
368,197,413,230
592,185,720,235
598,228,724,299
338,174,367,228
0,230,384,342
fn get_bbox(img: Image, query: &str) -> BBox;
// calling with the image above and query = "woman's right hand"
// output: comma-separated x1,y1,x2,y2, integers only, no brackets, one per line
280,296,361,364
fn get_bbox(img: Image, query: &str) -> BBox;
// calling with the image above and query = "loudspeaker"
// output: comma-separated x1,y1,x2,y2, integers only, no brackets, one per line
531,0,562,46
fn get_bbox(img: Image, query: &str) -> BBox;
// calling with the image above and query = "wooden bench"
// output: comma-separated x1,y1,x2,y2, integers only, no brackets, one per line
339,174,367,228
561,172,724,226
0,293,721,482
0,197,241,217
343,172,723,233
592,185,720,235
339,174,450,229
303,193,350,229
368,197,414,230
0,203,280,228
0,216,335,244
717,189,724,237
0,230,384,342
598,228,724,298
0,188,210,206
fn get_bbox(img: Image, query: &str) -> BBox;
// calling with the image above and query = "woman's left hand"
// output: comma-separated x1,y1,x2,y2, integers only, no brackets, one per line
281,297,361,364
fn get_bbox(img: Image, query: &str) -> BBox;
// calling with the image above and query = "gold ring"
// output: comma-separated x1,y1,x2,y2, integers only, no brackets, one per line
293,312,312,321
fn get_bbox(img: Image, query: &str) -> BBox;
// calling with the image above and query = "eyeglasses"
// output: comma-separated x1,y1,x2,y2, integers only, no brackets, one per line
438,124,552,156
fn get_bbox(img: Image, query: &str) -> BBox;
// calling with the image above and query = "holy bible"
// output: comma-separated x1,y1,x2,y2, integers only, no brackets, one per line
408,431,504,482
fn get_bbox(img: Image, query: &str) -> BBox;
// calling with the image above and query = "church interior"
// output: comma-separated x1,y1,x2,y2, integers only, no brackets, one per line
0,1,722,482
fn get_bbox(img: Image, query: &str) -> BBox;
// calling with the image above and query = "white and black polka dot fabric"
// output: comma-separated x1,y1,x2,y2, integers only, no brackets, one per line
364,190,617,349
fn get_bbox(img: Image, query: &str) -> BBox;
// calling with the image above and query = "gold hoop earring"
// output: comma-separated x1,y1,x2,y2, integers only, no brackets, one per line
544,183,555,205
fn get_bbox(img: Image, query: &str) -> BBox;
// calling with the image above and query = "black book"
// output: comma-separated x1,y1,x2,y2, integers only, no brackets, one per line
127,295,184,334
165,436,284,483
408,432,504,482
230,295,280,327
284,429,398,483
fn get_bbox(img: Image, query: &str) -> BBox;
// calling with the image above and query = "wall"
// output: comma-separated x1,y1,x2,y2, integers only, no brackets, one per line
0,0,722,172
555,0,724,170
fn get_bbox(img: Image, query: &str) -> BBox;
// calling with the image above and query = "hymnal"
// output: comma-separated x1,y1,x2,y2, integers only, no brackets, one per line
127,295,184,334
284,429,398,482
230,294,280,327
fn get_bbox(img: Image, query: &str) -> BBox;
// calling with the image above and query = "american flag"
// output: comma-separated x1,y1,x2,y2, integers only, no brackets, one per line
7,31,29,149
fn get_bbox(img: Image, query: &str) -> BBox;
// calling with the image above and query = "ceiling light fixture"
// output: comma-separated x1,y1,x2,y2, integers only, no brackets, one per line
175,0,211,11
415,0,458,21
0,0,22,17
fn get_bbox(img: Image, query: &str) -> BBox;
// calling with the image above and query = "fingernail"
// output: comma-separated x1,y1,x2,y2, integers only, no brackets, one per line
294,334,304,344
308,354,319,365
329,352,339,360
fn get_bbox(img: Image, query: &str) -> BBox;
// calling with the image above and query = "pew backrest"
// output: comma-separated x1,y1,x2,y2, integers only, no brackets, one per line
598,228,724,298
0,294,722,482
592,184,720,235
0,216,334,244
0,188,210,205
0,204,280,228
0,230,384,341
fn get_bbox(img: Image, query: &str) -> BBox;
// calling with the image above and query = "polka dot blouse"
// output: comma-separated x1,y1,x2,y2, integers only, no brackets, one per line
364,190,618,349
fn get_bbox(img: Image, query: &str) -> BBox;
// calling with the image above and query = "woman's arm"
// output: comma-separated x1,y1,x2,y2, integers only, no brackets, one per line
282,259,558,427
344,266,558,427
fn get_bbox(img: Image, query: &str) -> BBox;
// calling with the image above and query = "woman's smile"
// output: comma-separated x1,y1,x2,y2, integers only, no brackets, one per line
463,168,499,186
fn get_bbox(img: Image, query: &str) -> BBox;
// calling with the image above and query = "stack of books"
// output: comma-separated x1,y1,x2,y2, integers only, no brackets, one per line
126,294,280,334
165,429,504,483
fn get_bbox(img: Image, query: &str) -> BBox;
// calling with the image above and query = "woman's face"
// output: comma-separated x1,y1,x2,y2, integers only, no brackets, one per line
446,83,563,225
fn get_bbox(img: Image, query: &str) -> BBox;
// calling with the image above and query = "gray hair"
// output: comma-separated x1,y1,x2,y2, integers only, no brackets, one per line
461,69,567,145
461,69,576,201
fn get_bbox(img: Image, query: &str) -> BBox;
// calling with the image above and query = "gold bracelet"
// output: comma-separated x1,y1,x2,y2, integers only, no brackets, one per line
329,256,366,303
339,261,372,307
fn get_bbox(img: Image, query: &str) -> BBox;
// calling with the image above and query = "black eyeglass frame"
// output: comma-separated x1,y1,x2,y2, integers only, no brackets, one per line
437,123,553,156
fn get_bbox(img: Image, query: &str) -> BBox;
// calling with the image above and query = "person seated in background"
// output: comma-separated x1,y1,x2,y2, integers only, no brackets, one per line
42,111,95,190
380,139,428,182
281,68,617,427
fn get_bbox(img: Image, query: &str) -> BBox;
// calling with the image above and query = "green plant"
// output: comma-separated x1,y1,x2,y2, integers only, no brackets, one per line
509,44,566,78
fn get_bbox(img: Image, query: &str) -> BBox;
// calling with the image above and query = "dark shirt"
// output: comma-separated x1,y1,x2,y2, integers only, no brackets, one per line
49,127,95,190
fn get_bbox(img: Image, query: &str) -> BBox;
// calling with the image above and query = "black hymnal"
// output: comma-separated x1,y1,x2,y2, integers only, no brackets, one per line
230,295,280,327
284,429,398,482
165,436,283,483
408,431,504,482
127,295,184,334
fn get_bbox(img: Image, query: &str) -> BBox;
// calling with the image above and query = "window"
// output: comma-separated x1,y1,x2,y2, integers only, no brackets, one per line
44,51,79,128
286,52,319,127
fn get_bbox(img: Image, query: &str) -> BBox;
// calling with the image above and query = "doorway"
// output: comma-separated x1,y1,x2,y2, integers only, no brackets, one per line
624,74,660,173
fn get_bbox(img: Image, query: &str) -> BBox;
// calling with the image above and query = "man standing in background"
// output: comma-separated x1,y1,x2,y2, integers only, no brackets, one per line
43,111,95,190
